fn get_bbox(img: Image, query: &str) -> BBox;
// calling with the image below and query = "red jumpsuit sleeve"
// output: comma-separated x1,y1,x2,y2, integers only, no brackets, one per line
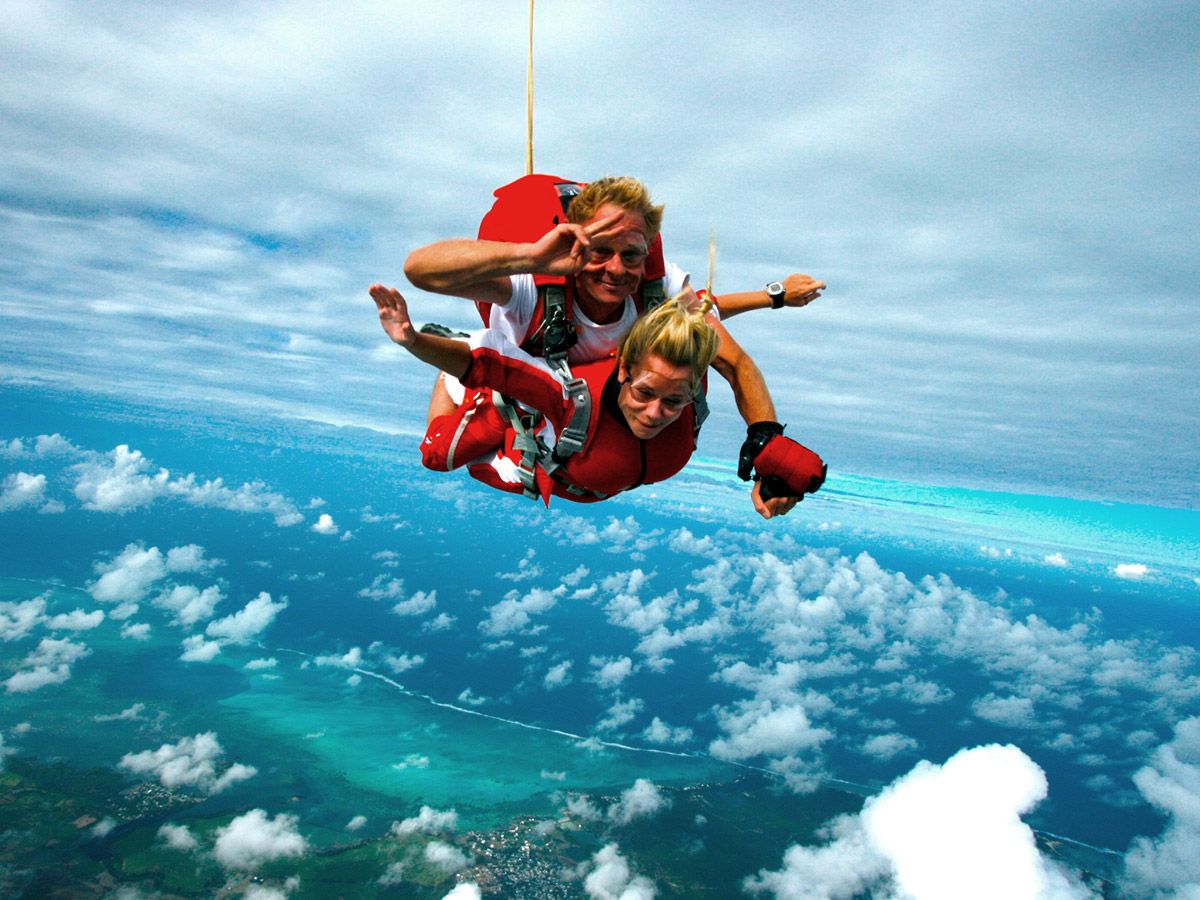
459,336,572,429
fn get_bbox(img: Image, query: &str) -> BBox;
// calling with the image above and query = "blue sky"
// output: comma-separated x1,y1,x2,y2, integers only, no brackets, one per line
2,0,1197,509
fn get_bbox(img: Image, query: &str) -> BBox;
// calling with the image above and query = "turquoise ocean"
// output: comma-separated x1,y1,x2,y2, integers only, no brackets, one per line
2,382,1199,888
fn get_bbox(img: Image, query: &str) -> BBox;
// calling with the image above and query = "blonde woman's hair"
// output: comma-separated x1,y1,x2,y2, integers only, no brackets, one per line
568,176,664,239
617,292,719,390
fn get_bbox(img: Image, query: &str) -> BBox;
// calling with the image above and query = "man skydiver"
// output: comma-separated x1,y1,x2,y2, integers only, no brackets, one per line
403,176,825,518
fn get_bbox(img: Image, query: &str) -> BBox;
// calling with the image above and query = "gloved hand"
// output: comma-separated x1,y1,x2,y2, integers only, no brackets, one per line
738,421,826,500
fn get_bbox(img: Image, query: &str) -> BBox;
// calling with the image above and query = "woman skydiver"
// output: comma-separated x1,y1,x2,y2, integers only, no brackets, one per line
369,284,825,508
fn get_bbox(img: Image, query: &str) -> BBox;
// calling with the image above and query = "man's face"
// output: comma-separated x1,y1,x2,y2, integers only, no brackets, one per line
574,203,650,319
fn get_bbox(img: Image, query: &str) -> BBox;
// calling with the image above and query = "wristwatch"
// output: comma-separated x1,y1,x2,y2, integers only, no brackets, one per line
766,281,786,309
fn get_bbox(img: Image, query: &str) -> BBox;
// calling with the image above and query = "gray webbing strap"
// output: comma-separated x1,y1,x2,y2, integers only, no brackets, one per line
553,367,590,459
691,386,709,435
493,391,543,499
641,277,666,311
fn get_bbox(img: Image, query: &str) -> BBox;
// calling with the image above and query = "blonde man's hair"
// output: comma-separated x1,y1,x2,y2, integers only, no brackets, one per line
568,176,664,240
617,293,719,391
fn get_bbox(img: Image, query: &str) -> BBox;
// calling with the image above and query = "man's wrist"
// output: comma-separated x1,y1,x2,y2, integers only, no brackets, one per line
766,281,786,309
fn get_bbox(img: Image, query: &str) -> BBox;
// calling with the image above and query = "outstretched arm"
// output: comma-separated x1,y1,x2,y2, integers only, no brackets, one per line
715,273,825,319
370,284,572,422
707,320,800,520
402,212,624,306
370,284,473,379
709,318,776,424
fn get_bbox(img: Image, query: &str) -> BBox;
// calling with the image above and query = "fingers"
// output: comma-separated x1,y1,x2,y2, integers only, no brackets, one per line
783,273,826,307
583,211,624,237
369,283,406,313
751,481,800,520
751,481,772,519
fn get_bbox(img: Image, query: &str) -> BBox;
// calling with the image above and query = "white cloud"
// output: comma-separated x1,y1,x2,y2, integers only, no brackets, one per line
642,717,694,746
583,844,657,900
311,512,338,535
158,822,200,851
95,703,147,723
710,700,832,763
46,608,105,631
205,592,287,643
747,745,1098,900
393,590,437,617
243,885,295,900
0,471,47,511
4,637,91,693
212,808,307,871
392,806,458,836
154,584,224,627
69,444,304,525
166,544,215,573
608,779,670,826
119,732,257,794
598,697,644,733
382,652,425,674
1122,717,1200,898
424,840,473,874
971,694,1039,730
315,646,364,669
439,884,482,900
246,657,278,670
566,795,604,821
862,733,920,761
544,660,573,689
1044,553,1069,568
1114,563,1150,580
591,655,634,690
378,860,407,887
73,445,171,512
89,544,168,604
669,526,716,555
1,596,47,641
481,586,563,636
180,634,222,662
91,816,118,837
346,815,368,832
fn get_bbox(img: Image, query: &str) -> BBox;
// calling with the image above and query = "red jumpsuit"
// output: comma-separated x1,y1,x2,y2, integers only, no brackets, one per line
421,333,700,505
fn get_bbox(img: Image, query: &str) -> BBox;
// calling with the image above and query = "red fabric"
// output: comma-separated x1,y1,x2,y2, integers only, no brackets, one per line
421,388,510,472
754,435,825,494
473,173,666,340
419,345,698,505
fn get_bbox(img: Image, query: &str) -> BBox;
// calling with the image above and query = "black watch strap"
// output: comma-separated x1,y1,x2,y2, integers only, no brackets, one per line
766,281,786,309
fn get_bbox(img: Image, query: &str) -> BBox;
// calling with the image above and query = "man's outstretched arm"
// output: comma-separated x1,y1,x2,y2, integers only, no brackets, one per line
402,211,624,305
714,272,825,318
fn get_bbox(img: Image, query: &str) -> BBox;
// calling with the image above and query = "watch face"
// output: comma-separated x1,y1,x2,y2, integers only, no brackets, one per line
767,282,784,294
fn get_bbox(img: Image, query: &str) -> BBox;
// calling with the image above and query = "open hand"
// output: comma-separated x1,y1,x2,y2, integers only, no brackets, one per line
369,284,417,347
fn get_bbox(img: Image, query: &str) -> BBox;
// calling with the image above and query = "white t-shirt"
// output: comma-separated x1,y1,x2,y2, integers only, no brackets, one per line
489,261,691,364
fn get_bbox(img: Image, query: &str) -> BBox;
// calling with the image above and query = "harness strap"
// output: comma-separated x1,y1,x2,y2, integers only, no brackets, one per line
691,386,709,435
531,284,576,362
641,277,666,311
492,391,544,500
444,391,483,471
553,370,590,459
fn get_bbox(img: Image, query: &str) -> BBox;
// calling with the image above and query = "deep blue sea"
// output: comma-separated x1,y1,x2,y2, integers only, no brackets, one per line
3,381,1198,875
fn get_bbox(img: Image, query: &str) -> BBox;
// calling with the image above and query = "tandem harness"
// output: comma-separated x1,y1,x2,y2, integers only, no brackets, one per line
476,174,704,500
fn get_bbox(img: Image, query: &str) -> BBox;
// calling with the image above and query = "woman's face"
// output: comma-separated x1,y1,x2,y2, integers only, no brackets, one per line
617,353,695,439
